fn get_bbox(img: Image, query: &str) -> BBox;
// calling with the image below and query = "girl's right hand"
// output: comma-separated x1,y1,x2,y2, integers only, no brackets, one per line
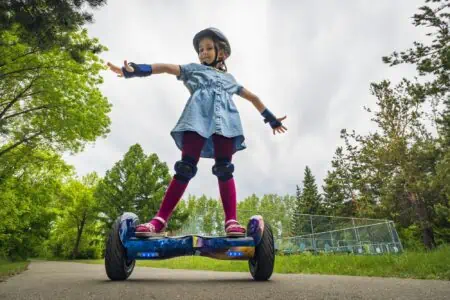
106,60,134,77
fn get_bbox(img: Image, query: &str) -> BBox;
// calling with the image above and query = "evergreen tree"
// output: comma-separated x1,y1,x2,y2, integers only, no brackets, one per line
291,185,303,236
301,166,323,215
291,167,323,236
322,147,356,217
382,0,450,144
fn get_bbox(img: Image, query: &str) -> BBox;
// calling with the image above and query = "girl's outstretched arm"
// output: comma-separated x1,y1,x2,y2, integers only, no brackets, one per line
106,60,181,77
238,87,266,113
239,87,288,135
151,63,181,76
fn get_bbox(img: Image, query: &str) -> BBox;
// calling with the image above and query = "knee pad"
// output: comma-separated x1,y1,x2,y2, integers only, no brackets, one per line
212,158,234,181
174,156,198,183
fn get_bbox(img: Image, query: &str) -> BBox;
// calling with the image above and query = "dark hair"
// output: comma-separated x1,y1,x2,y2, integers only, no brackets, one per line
214,40,229,72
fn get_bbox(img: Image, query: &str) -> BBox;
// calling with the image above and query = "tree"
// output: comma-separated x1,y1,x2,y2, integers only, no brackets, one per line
0,0,107,62
279,194,297,237
380,0,450,248
341,79,444,249
301,166,323,215
57,173,100,258
382,0,450,246
327,0,450,250
0,149,72,260
95,144,188,233
290,167,323,237
0,26,111,159
258,194,294,237
322,147,357,217
291,185,303,236
382,1,450,143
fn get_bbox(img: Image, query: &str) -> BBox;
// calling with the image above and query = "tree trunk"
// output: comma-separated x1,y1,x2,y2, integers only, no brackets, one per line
72,215,86,259
407,191,436,250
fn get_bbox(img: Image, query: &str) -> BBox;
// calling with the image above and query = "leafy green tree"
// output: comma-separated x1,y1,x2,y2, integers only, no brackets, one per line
236,193,261,229
43,173,103,259
279,194,296,237
0,26,111,158
177,195,218,235
382,0,450,247
201,197,220,235
95,144,188,233
44,214,104,259
341,80,443,249
180,195,204,234
0,149,71,260
58,173,100,258
257,194,291,237
327,0,450,250
236,193,295,237
0,0,107,61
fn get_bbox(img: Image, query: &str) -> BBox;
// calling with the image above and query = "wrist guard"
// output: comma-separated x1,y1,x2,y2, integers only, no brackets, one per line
122,63,153,78
261,108,282,129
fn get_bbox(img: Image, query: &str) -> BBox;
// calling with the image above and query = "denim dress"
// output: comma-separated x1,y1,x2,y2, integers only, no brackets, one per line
170,63,247,158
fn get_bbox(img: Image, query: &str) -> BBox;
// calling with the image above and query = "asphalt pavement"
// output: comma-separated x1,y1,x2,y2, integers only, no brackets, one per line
1,261,449,300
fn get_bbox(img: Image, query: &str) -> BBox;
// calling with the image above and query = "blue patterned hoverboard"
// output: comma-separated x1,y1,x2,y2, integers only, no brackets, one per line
105,213,275,281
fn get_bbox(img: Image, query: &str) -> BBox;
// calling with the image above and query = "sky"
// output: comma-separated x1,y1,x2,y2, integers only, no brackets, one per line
63,0,428,201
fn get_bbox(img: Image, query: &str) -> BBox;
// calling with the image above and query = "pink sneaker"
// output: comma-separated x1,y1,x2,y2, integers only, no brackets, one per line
225,219,246,237
135,217,167,238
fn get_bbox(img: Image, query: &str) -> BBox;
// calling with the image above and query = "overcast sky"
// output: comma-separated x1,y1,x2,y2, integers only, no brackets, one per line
63,0,427,201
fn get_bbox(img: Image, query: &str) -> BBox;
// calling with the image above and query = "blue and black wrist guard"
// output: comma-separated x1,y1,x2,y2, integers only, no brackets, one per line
121,63,153,78
261,108,282,129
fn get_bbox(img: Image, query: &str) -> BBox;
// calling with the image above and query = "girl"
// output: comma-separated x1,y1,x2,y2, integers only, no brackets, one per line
107,27,287,237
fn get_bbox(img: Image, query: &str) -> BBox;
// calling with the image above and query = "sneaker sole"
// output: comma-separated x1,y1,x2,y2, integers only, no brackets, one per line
226,232,246,237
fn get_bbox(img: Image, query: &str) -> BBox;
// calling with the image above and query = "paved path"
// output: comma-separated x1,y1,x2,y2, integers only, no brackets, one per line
1,261,449,299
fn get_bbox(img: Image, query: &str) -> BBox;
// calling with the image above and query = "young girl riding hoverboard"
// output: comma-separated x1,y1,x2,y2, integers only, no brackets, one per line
107,27,287,238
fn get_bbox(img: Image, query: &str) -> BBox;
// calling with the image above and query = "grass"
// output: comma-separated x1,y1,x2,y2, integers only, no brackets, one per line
0,260,29,281
76,245,450,280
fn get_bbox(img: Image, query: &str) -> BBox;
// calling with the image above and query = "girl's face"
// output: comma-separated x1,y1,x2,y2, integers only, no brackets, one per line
198,37,226,64
198,37,215,64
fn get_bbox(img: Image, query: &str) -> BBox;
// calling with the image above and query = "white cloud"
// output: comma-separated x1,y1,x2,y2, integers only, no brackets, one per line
64,0,427,200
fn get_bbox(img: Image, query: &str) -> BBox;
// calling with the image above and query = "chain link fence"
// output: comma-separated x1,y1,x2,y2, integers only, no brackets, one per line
279,214,403,255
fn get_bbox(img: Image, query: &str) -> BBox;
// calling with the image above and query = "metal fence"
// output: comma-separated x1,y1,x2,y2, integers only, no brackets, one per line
172,209,403,255
278,214,403,255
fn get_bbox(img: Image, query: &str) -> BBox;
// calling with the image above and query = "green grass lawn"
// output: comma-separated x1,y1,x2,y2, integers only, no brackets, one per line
76,245,450,280
0,260,29,281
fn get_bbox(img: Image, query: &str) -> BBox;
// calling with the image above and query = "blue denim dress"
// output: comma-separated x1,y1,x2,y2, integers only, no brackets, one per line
170,63,247,158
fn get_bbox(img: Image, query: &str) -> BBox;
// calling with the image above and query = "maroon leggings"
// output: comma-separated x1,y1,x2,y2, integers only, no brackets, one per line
182,131,234,163
154,131,237,226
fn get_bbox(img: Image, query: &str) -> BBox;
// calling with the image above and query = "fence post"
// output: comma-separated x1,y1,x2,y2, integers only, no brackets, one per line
330,231,334,249
351,218,362,253
310,215,316,253
387,221,403,252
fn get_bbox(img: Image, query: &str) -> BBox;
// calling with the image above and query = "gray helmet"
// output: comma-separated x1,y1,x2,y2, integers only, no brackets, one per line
193,27,231,57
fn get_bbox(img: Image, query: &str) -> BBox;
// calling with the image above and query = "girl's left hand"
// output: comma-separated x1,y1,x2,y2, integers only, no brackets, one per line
273,115,288,135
